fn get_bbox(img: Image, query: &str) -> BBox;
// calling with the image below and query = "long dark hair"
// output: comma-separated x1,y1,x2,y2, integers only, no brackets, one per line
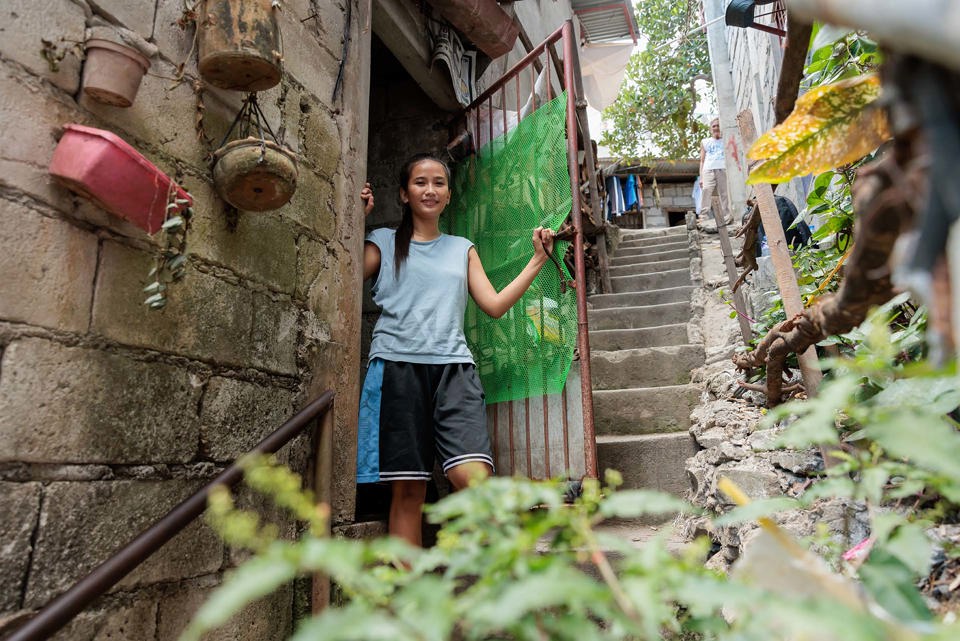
394,153,451,277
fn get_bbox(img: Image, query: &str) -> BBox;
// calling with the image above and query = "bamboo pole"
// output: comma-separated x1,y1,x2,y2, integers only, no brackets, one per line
737,110,822,394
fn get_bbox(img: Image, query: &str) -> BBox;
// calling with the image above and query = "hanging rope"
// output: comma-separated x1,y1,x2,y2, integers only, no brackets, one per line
216,93,282,162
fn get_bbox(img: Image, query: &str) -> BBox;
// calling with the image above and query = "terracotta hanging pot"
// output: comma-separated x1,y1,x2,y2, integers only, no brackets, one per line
199,0,282,91
212,138,297,211
81,38,151,107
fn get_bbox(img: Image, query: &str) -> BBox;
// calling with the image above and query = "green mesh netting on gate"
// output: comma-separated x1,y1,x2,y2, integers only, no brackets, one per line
443,92,577,405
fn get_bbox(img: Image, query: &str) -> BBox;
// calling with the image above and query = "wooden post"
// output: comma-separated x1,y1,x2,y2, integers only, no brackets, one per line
737,110,822,393
712,204,754,345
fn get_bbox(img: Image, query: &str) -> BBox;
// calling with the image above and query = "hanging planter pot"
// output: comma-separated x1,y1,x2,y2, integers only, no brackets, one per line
199,0,282,91
49,124,191,234
213,138,297,211
81,24,157,107
81,38,151,107
212,94,298,211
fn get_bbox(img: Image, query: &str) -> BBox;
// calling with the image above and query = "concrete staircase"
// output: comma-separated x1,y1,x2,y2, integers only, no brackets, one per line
591,226,702,497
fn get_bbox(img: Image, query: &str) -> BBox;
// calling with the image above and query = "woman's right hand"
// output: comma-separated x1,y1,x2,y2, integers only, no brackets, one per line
532,226,556,261
360,182,375,217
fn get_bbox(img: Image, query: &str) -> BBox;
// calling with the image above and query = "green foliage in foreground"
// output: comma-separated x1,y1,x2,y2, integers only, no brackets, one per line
180,373,960,641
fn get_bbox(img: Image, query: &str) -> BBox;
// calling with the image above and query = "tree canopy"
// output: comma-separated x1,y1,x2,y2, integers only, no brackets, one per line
600,0,712,161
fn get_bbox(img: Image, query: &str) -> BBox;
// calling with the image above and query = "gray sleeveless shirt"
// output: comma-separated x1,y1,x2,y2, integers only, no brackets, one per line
366,227,476,364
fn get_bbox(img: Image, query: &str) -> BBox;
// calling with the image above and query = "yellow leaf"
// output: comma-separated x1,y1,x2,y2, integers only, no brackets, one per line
746,74,891,184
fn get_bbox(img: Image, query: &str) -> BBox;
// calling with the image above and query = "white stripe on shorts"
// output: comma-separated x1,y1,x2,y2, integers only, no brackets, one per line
442,453,495,473
379,471,432,481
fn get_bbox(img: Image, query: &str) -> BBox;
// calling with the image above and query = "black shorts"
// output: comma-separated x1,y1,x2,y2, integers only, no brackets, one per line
356,359,494,483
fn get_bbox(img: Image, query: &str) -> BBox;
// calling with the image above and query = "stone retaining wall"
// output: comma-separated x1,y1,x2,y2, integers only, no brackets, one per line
683,361,871,573
685,230,869,572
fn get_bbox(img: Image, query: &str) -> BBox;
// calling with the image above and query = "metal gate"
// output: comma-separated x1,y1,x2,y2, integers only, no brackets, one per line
455,20,602,479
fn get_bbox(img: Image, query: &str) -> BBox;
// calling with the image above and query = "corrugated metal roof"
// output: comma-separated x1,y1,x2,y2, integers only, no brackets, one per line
603,159,700,181
572,0,639,43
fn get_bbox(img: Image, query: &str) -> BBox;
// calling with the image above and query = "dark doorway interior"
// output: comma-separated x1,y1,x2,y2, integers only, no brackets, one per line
668,210,688,226
355,35,454,523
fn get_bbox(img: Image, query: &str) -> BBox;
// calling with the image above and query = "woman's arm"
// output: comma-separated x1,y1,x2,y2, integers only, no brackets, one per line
361,182,380,281
363,242,381,281
468,227,556,319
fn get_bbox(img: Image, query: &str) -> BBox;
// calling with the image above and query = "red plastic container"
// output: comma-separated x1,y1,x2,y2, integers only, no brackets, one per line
49,124,191,234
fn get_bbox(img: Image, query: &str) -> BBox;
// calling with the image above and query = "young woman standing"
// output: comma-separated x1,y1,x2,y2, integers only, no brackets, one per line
357,153,556,546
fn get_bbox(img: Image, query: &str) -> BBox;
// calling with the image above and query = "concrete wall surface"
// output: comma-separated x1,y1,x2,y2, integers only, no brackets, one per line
722,19,807,208
0,0,371,637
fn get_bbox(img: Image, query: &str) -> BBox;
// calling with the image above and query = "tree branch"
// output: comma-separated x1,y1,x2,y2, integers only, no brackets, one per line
732,148,919,405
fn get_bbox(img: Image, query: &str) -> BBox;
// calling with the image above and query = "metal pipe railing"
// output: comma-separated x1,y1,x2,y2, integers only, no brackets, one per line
561,20,598,478
469,24,564,107
5,390,336,641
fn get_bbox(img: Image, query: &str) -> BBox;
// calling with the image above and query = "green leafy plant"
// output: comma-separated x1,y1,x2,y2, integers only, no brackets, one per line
739,26,891,374
143,188,193,310
753,306,958,618
803,29,883,88
747,74,890,184
181,449,960,641
715,17,959,632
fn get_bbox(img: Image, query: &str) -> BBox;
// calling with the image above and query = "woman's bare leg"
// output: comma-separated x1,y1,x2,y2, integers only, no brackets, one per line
389,480,427,546
446,461,492,491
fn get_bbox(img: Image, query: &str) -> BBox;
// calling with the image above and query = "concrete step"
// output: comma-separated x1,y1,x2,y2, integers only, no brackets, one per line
610,248,690,267
620,227,688,244
596,432,698,496
590,345,705,390
589,324,689,351
610,269,691,293
616,237,689,253
608,258,689,278
593,385,699,436
593,519,689,546
620,230,689,245
589,287,694,310
621,225,688,239
588,301,690,331
540,520,687,564
614,242,690,260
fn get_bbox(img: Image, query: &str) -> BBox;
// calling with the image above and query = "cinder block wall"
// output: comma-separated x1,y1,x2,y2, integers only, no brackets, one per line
636,181,695,227
0,1,370,638
644,182,696,210
724,24,806,207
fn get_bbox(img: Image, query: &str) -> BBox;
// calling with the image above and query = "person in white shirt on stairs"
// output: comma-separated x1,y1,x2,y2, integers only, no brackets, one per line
699,118,732,226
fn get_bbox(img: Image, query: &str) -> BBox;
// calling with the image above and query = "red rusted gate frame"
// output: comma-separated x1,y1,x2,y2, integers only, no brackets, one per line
459,20,598,478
